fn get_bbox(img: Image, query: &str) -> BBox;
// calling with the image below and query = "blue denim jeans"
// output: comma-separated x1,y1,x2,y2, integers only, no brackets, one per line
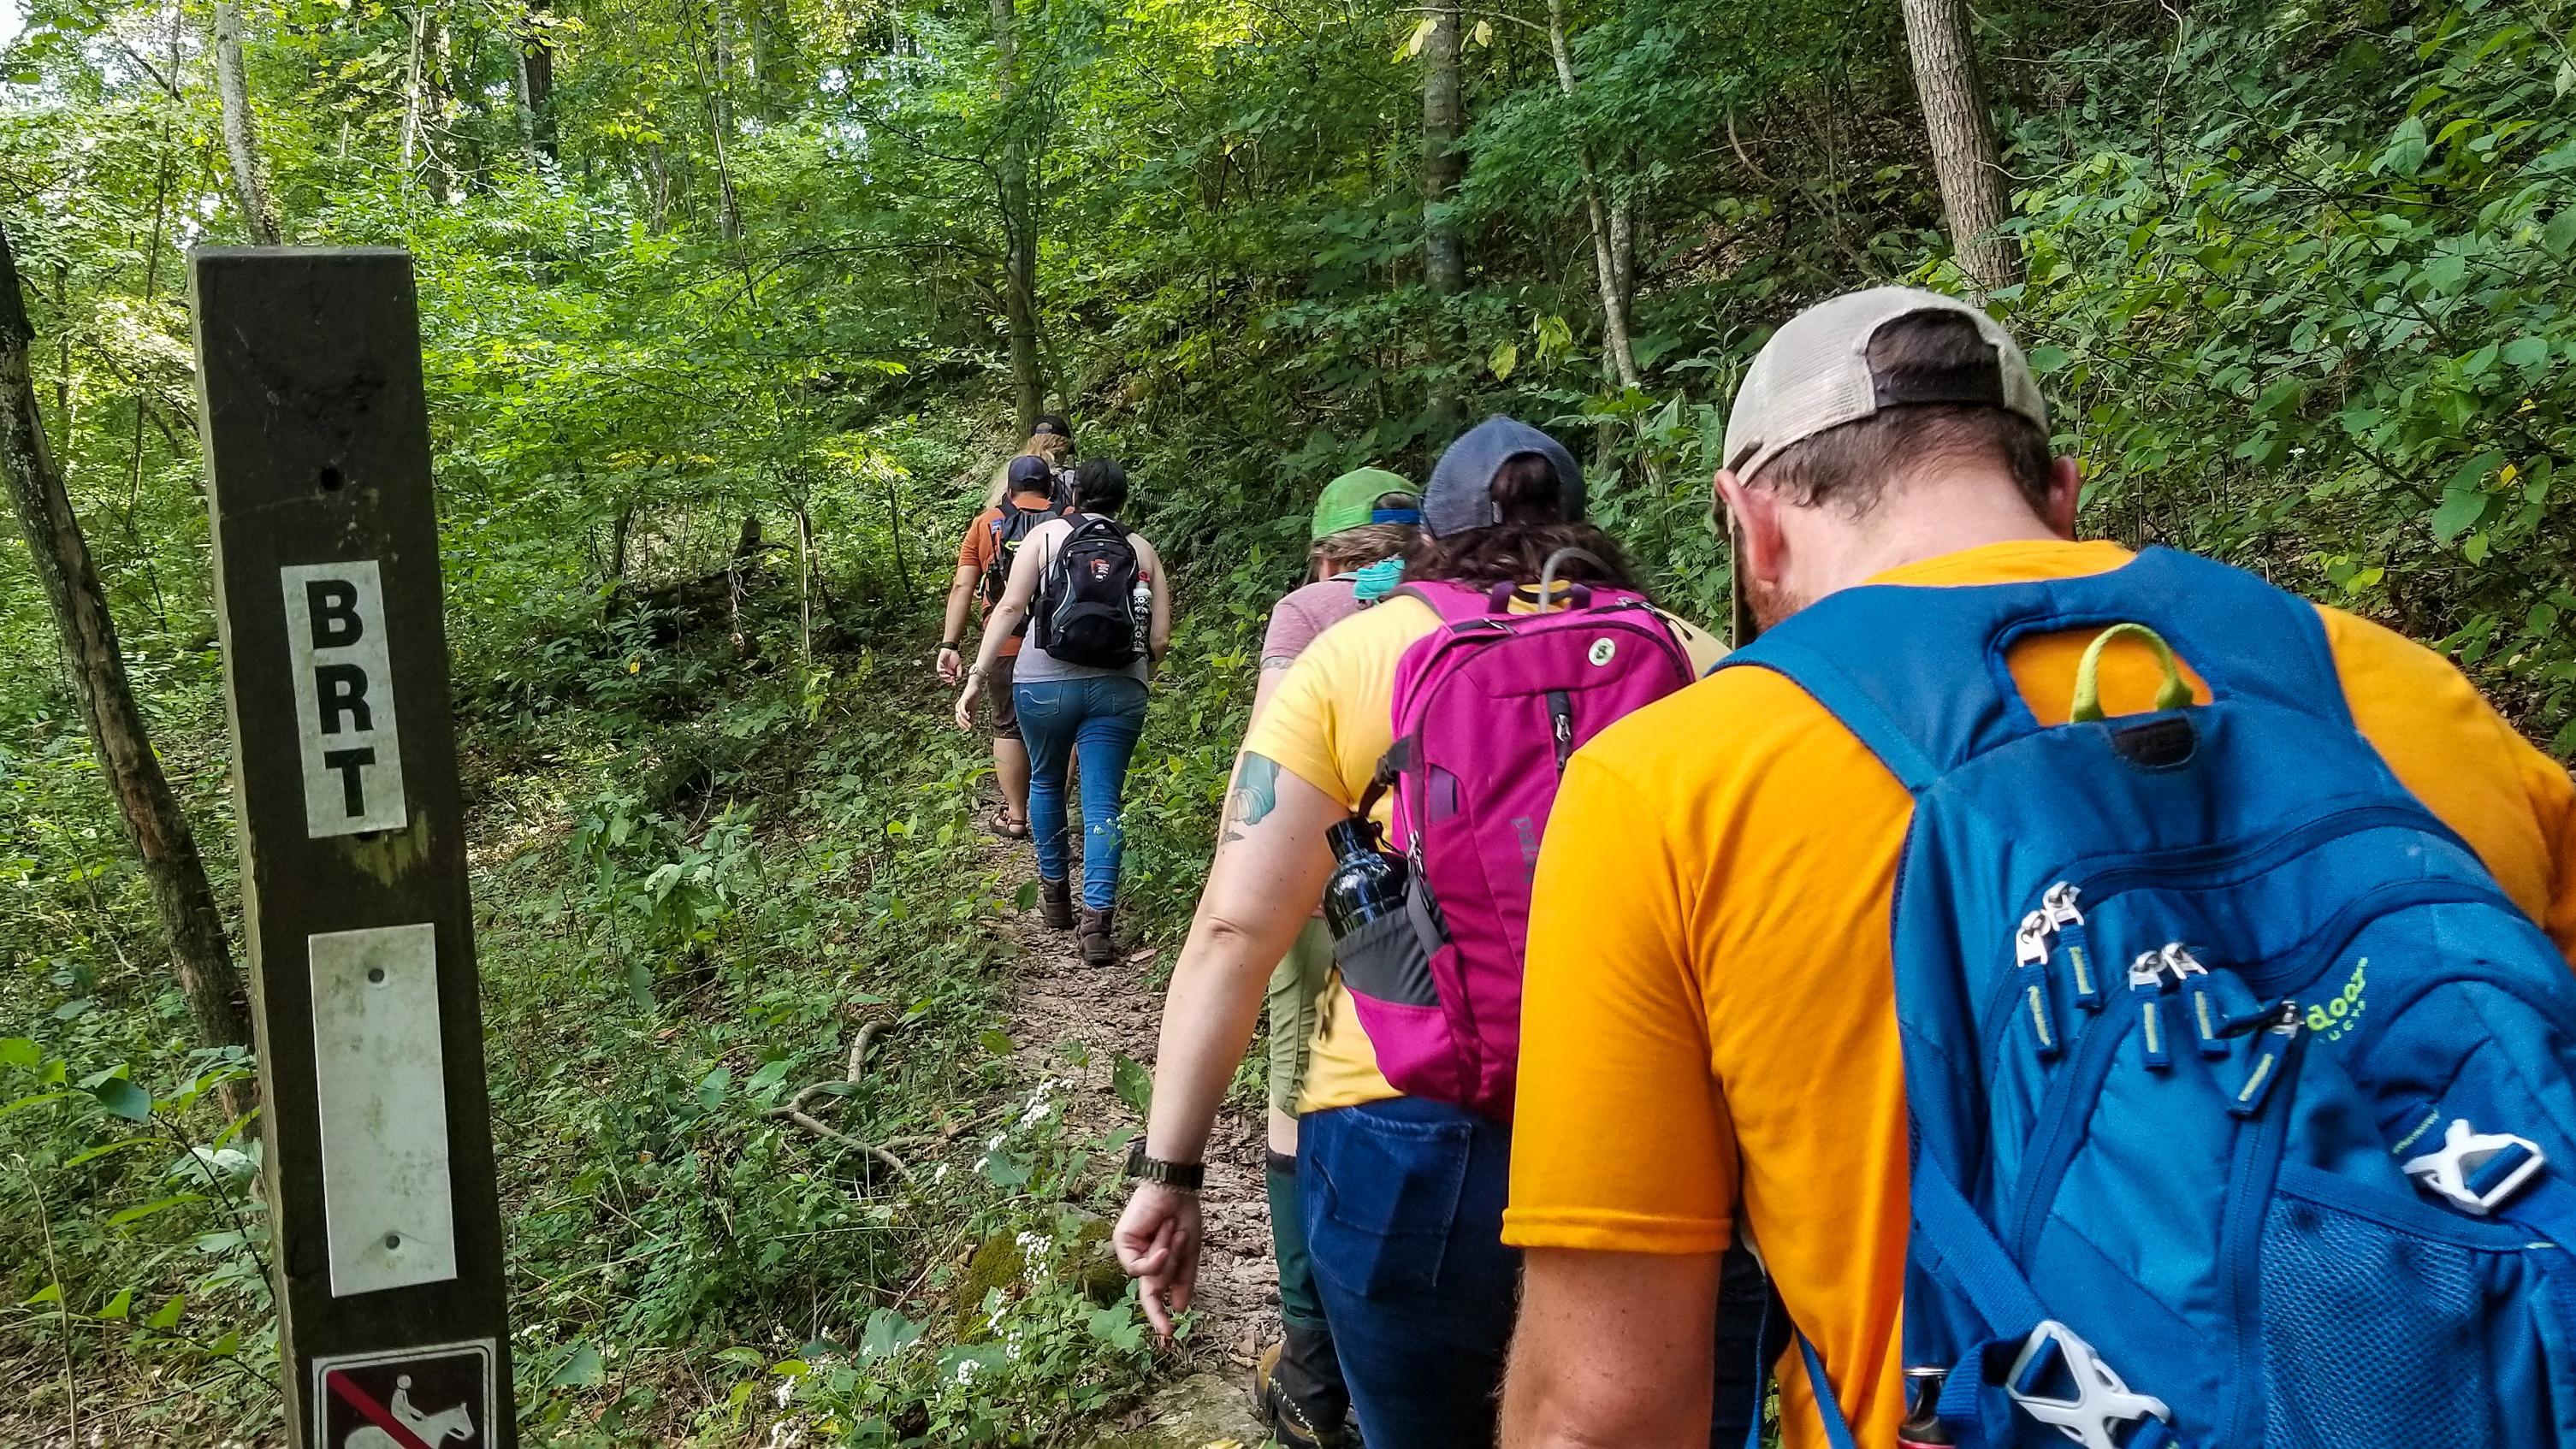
1300,1096,1519,1449
1711,1239,1788,1447
1011,675,1147,909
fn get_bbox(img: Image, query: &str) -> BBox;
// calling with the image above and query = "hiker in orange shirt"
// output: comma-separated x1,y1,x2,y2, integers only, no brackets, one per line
1500,288,2576,1447
940,451,1069,839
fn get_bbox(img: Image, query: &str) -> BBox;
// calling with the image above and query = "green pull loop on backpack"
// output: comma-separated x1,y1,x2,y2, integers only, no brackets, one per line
2069,623,2193,723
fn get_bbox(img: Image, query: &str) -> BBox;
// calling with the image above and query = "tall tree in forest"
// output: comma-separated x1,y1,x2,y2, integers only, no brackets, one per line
0,219,253,1117
1544,0,1638,390
991,0,1043,434
1901,0,2018,292
211,0,283,243
518,0,559,163
1419,1,1464,435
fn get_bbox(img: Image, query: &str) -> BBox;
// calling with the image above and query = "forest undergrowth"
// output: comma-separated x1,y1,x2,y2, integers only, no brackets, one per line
5,0,2575,1440
0,443,1281,1446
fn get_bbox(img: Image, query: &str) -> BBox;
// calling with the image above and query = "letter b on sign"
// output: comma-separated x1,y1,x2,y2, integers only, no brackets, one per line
306,579,365,648
282,562,407,837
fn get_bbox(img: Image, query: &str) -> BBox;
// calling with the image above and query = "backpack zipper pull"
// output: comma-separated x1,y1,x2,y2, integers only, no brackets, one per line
2230,1002,2301,1117
1547,689,1575,772
2129,951,2173,1071
2014,911,2061,1060
2043,882,2100,1010
2159,944,2230,1060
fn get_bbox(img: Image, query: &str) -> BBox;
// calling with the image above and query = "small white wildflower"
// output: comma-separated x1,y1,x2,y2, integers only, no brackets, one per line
954,1357,980,1386
986,1131,1009,1152
773,1378,795,1408
933,1162,950,1183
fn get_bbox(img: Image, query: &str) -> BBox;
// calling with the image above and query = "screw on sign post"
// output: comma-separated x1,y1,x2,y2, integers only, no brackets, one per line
188,248,515,1449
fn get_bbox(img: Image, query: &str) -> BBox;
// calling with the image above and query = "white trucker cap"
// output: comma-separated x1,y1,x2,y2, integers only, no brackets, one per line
1721,287,2048,485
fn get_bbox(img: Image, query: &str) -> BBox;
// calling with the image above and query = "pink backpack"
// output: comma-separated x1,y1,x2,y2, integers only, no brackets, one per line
1338,571,1694,1120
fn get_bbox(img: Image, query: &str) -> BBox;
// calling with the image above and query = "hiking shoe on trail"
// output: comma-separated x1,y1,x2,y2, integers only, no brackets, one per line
1077,906,1117,966
1039,877,1074,930
1254,1326,1355,1448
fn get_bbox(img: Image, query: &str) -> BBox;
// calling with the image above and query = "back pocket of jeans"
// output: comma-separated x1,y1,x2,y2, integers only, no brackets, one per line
1309,1108,1473,1298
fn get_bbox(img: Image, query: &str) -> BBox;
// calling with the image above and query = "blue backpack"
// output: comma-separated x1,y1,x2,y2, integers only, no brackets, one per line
1727,547,2576,1449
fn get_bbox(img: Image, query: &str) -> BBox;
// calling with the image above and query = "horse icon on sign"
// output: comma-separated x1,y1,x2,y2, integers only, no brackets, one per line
312,1340,494,1449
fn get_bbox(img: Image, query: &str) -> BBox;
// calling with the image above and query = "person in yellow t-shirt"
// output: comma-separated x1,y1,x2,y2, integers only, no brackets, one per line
1498,288,2576,1449
1112,417,1724,1449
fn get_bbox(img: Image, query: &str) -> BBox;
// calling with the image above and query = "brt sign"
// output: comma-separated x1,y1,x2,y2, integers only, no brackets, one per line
192,248,515,1449
284,561,406,836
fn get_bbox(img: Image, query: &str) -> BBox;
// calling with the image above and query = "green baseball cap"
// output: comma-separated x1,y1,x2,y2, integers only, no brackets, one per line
1312,467,1413,541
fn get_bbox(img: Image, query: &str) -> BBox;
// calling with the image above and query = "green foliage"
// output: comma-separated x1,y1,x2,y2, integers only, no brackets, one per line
5,0,2573,1438
2008,0,2576,743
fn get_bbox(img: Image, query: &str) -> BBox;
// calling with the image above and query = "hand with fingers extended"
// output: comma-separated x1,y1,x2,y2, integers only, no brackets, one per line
1113,1180,1203,1342
953,669,984,732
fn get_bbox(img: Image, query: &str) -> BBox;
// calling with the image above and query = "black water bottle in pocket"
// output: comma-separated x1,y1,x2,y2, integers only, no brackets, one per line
1322,818,1407,940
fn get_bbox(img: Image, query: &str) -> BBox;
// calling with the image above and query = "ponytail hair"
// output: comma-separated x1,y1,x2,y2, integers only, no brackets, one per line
1402,454,1643,594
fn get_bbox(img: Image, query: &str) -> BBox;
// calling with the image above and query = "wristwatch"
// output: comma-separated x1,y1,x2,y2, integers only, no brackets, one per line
1124,1140,1205,1192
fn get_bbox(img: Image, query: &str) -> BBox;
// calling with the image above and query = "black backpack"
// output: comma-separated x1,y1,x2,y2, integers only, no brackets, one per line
982,494,1069,608
1034,516,1146,669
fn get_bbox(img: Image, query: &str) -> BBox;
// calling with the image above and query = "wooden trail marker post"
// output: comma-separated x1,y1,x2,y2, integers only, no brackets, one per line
191,248,516,1449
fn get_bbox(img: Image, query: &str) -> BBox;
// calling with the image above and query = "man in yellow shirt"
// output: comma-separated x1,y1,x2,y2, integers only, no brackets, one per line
1499,288,2576,1447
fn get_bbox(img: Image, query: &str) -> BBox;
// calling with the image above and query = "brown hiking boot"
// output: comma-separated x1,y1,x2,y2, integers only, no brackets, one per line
1039,877,1074,930
1077,906,1117,966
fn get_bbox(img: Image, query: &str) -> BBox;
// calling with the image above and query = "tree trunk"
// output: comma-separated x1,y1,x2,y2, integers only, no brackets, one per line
424,15,460,202
991,0,1043,435
518,0,557,163
1901,0,2019,293
1420,1,1464,437
701,0,744,242
0,220,252,1119
1545,0,1638,390
400,7,427,192
211,0,283,245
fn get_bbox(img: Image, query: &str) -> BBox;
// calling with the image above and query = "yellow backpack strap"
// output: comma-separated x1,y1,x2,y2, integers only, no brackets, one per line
2070,623,2193,724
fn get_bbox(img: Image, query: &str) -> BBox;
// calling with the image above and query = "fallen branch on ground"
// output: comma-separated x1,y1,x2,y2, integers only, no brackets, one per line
768,1018,914,1185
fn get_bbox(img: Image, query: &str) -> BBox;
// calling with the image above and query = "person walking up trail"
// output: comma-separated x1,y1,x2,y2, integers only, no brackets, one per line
956,458,1170,966
1246,465,1418,1449
980,414,1079,508
1115,417,1723,1449
1500,288,2576,1449
941,453,1069,839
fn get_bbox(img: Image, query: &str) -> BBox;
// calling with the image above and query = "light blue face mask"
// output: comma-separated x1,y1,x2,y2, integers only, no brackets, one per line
1350,557,1406,604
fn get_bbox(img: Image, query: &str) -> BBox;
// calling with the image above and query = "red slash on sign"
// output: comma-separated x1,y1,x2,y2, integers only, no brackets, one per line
326,1369,437,1449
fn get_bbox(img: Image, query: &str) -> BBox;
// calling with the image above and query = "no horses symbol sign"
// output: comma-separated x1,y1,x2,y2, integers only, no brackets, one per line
314,1340,495,1449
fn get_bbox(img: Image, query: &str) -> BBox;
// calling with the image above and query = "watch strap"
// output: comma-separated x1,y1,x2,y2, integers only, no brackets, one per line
1124,1139,1205,1191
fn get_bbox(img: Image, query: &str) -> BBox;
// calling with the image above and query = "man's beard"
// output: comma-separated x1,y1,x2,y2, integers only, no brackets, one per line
1742,572,1811,631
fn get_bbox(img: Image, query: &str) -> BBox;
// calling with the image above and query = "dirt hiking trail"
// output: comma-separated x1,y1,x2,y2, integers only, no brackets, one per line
984,833,1276,1446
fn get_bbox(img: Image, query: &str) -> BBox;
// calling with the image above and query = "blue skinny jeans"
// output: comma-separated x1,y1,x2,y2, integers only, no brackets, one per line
1299,1095,1519,1448
1010,674,1147,909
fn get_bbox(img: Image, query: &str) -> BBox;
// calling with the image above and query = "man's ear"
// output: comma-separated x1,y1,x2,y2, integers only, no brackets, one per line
2043,456,2082,540
1716,470,1786,584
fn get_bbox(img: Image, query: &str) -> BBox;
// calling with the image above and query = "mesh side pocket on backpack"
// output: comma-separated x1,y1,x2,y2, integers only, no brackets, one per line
1335,909,1436,1008
2261,1191,2490,1449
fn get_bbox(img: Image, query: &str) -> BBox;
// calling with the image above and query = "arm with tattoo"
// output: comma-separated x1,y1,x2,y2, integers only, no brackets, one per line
1222,752,1282,843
